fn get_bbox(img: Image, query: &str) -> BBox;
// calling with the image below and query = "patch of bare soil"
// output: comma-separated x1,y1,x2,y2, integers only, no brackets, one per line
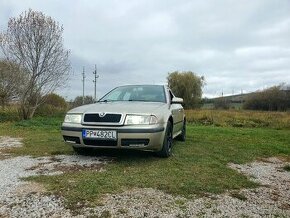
12,182,46,197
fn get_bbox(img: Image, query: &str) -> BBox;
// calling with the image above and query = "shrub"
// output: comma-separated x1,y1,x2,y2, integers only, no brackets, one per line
0,106,20,122
70,95,94,108
35,93,68,117
214,98,230,110
43,93,67,108
243,85,290,111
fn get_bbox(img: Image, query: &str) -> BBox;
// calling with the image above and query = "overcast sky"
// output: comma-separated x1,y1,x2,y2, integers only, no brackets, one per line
0,0,289,99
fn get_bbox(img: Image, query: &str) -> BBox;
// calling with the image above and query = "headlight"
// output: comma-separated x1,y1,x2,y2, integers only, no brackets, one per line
125,115,158,125
64,114,82,123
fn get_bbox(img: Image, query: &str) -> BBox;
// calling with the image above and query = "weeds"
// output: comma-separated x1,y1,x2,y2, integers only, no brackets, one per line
0,106,20,122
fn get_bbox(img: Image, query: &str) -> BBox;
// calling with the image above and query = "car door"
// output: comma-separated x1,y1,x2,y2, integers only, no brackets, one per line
169,90,184,135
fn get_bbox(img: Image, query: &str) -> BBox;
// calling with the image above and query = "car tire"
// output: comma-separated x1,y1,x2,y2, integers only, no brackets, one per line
156,121,173,158
176,119,186,142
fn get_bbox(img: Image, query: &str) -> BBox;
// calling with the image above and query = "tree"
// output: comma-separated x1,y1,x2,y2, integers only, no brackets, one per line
243,84,290,111
0,9,70,119
0,60,26,108
167,71,205,109
71,95,94,108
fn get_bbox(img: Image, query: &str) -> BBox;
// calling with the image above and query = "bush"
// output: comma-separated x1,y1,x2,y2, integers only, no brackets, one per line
34,93,68,117
43,93,67,108
70,95,94,108
0,106,20,122
214,98,230,110
243,85,290,111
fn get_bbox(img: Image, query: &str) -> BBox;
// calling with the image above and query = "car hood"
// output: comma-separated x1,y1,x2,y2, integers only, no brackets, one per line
68,101,167,114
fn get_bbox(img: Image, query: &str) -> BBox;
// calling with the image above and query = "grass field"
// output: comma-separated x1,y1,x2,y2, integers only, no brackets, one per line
0,113,290,209
186,109,290,129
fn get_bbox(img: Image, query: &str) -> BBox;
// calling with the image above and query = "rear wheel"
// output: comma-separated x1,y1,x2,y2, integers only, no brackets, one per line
156,121,173,158
176,119,186,141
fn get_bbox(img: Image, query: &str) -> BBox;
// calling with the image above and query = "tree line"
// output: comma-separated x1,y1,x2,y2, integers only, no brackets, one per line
243,85,290,111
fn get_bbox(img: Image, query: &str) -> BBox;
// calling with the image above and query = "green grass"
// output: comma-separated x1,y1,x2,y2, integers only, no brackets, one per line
1,115,290,209
0,116,72,156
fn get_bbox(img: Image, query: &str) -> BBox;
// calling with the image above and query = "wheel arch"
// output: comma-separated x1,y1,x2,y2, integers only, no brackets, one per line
168,116,173,127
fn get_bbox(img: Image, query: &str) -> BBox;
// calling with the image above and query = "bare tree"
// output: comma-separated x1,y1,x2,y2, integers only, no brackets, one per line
0,60,26,108
0,9,70,119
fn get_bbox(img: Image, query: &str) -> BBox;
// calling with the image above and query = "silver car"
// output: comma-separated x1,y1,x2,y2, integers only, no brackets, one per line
61,85,186,157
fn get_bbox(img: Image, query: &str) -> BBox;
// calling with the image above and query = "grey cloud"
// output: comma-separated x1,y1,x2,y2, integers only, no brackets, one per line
0,0,289,98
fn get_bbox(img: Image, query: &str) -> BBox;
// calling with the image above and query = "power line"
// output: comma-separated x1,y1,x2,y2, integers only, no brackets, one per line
93,64,99,102
82,66,85,105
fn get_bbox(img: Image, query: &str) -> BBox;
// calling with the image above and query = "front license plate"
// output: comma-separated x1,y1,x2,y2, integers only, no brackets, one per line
82,130,117,140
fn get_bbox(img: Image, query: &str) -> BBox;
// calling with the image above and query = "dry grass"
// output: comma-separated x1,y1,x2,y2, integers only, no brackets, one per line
186,109,290,129
0,106,20,122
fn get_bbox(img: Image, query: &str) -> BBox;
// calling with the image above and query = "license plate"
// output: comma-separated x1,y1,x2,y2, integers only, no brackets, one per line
82,130,117,140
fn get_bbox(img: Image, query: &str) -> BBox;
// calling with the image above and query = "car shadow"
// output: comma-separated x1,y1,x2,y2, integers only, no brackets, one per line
76,148,158,160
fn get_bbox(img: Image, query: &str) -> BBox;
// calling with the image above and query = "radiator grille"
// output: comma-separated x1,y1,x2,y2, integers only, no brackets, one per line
84,113,121,123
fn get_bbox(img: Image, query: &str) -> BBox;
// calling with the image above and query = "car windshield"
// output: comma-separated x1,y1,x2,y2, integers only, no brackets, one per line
99,85,166,103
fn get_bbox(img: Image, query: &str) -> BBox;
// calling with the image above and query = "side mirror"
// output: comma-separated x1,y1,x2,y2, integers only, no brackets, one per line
171,97,183,104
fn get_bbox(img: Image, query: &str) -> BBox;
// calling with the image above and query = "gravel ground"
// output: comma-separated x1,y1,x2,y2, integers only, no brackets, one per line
0,136,22,149
0,137,110,217
81,157,290,217
0,136,289,217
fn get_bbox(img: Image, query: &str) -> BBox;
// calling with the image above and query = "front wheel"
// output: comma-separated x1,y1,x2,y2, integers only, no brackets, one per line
156,121,173,158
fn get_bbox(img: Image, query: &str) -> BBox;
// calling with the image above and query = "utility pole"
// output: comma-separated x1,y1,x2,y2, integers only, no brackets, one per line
93,64,99,102
82,66,85,105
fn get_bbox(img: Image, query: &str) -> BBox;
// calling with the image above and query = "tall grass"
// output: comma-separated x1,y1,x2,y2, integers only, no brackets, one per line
0,105,67,122
0,106,20,122
186,109,290,129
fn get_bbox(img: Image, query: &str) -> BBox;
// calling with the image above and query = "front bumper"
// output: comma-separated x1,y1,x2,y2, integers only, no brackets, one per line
61,123,166,151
